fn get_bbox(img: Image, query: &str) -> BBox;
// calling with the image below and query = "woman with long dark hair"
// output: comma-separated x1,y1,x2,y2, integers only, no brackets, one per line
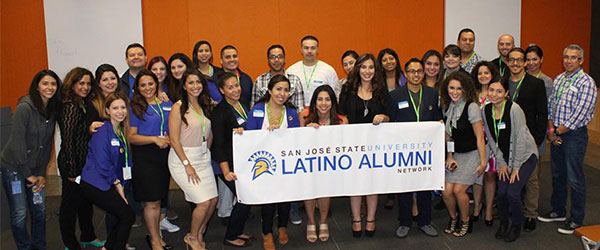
340,50,359,86
168,69,218,250
1,69,60,250
148,56,176,102
377,48,407,91
422,50,443,89
167,53,195,102
193,40,224,80
58,67,106,249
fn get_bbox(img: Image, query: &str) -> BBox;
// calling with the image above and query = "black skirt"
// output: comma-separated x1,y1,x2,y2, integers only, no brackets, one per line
131,143,170,202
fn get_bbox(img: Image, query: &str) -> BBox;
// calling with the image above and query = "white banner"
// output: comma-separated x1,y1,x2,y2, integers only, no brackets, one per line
233,122,445,205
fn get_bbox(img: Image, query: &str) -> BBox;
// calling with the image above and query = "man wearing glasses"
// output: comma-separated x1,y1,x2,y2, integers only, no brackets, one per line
539,44,597,235
251,45,305,111
504,47,548,232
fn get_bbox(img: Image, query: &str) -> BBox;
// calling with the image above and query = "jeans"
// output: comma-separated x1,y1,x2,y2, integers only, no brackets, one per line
497,154,537,226
550,126,588,225
1,168,46,250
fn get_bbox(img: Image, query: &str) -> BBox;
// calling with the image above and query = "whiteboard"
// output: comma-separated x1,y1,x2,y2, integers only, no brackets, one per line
43,0,144,80
444,0,521,61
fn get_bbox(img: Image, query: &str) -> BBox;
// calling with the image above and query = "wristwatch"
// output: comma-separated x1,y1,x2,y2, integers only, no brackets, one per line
182,159,189,165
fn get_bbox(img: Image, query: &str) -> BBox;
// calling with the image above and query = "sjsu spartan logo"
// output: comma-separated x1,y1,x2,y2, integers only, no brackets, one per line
248,151,277,180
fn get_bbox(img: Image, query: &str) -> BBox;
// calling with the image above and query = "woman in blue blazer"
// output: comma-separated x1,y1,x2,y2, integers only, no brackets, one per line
246,74,299,249
80,92,135,250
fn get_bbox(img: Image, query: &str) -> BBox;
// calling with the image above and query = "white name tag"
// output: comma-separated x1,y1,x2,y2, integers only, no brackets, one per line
123,166,132,180
498,122,506,130
200,141,208,154
162,106,172,111
398,101,409,109
237,117,245,125
569,85,579,93
447,141,455,153
253,110,264,117
111,139,120,146
75,176,81,184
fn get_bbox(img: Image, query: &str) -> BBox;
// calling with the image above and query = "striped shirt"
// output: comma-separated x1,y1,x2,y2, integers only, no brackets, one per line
548,69,597,129
460,52,484,73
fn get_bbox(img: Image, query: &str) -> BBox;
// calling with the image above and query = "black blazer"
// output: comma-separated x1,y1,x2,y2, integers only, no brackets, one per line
506,73,548,146
120,70,134,98
389,84,442,122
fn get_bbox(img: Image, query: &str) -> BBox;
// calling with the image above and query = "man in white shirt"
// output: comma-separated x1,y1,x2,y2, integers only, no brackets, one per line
287,35,340,109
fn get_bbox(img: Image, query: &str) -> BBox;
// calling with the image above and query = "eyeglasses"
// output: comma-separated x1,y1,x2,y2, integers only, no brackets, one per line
507,58,524,64
406,69,424,74
562,55,581,61
269,55,285,60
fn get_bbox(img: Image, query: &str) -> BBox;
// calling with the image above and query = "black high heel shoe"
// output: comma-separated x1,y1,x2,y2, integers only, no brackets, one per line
365,220,376,237
485,218,494,227
471,205,484,222
147,235,172,250
352,220,362,238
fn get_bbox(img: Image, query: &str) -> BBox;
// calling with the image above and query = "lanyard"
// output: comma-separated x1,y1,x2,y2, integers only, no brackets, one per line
189,103,206,141
115,127,129,167
555,69,583,101
498,59,505,77
466,52,475,65
234,70,241,88
511,73,526,100
302,61,318,90
408,86,423,122
266,102,284,126
228,100,247,121
147,97,165,136
492,101,507,145
535,71,541,78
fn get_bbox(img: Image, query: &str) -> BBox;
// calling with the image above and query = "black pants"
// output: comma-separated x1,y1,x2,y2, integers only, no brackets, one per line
397,191,432,227
59,179,97,250
262,202,290,234
217,174,251,240
81,181,134,250
497,155,537,226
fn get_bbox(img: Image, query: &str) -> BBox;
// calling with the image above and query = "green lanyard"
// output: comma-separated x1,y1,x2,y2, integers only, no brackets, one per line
115,127,129,167
555,69,583,102
228,100,247,121
266,102,284,126
189,104,206,141
511,73,526,100
498,59,505,77
535,71,541,78
408,86,423,122
302,61,318,90
465,52,475,67
235,70,241,87
147,97,165,136
492,101,507,145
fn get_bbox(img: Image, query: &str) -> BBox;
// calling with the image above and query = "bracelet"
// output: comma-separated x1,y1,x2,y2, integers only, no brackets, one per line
548,127,555,133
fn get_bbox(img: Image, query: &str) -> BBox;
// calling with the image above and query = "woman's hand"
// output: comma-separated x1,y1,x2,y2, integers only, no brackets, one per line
445,157,457,171
224,171,238,182
158,92,170,102
233,127,244,135
115,183,128,204
26,176,39,188
509,168,520,184
473,164,486,176
372,114,387,125
185,164,201,185
307,123,320,128
267,124,280,131
498,166,509,182
153,136,169,149
89,121,104,133
36,176,46,191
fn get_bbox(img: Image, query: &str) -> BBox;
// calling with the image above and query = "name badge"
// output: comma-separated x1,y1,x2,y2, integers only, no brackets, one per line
162,106,172,111
200,141,208,154
498,122,506,130
569,85,579,93
111,139,120,146
11,180,22,195
75,176,81,184
236,117,245,125
253,109,264,117
123,166,132,180
398,101,409,109
313,80,324,84
447,141,455,153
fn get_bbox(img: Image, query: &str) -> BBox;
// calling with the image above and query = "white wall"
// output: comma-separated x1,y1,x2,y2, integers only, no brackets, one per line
444,0,521,61
43,0,144,80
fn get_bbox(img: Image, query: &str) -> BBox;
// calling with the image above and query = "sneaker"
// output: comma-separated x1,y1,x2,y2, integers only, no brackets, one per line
160,218,180,233
537,211,566,223
289,209,302,225
523,217,536,232
166,209,179,221
419,224,439,237
132,216,143,228
395,226,410,238
558,221,581,235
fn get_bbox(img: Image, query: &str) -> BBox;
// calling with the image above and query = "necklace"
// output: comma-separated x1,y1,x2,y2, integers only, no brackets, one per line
363,99,369,117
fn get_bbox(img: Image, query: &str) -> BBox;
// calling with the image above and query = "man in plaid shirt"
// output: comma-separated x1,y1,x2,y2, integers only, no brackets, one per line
538,44,597,235
251,44,305,111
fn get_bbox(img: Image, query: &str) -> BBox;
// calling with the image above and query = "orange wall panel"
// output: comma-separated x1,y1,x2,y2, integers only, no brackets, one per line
521,0,591,79
1,1,48,108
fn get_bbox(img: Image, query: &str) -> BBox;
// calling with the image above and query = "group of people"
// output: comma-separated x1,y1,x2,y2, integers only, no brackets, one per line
1,29,597,250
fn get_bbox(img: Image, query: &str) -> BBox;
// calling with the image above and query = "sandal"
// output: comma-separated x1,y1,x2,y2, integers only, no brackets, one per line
445,217,458,234
453,219,472,237
352,220,362,238
306,224,317,242
365,219,376,237
319,223,329,241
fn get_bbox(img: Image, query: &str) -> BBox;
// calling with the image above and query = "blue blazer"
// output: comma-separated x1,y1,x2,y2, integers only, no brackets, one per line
81,121,132,191
389,84,442,122
246,102,300,130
